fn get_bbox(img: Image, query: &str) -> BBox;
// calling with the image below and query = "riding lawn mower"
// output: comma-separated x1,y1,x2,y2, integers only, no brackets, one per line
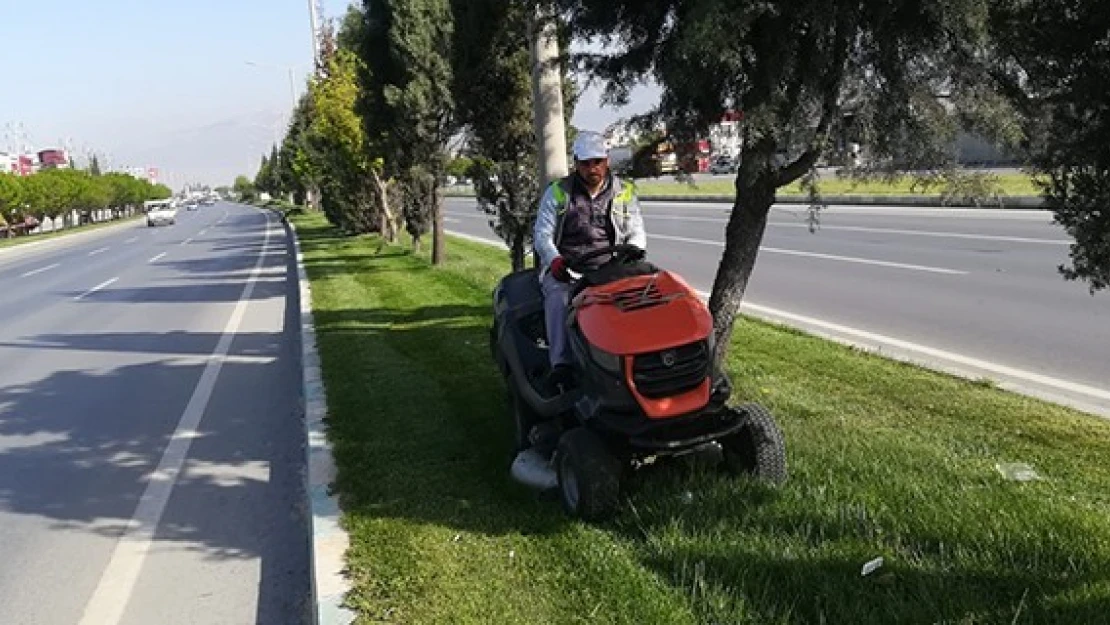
490,244,787,520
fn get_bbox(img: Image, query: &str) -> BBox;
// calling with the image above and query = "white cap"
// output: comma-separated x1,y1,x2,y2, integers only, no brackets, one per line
572,132,608,161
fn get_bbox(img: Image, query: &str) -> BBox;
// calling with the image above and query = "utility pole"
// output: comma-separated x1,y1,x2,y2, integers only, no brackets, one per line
530,11,568,187
308,0,321,70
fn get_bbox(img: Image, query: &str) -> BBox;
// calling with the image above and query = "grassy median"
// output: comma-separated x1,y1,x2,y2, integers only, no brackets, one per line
292,210,1110,624
635,172,1041,198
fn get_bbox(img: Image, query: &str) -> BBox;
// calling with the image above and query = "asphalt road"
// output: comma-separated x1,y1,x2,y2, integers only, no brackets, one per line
445,198,1110,417
0,204,310,624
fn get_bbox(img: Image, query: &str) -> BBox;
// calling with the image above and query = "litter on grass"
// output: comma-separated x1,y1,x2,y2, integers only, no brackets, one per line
861,557,884,577
996,462,1041,482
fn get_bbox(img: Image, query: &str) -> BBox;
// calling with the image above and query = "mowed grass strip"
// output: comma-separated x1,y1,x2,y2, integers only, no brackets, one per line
636,172,1041,198
292,210,1110,624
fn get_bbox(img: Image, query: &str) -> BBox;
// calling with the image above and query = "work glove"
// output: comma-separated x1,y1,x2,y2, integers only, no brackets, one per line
549,256,570,282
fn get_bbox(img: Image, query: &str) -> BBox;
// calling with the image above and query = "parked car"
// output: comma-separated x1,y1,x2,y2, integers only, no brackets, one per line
709,155,737,175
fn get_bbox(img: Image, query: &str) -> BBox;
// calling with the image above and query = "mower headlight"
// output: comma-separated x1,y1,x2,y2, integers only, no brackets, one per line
589,343,622,375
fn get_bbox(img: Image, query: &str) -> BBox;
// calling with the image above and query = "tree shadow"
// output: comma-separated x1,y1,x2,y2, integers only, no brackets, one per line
0,225,311,623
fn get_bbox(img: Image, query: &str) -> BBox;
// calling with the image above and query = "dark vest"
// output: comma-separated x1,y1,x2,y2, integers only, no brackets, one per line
556,175,615,269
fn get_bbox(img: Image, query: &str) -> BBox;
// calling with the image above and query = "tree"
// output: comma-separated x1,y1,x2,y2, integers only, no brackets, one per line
255,153,273,196
0,174,23,236
360,0,455,264
990,0,1110,292
451,0,542,271
444,155,473,180
559,0,1019,368
307,45,394,236
234,175,257,201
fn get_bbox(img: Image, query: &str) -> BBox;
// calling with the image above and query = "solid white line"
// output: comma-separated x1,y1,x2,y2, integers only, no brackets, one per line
149,252,166,263
739,300,1110,404
88,246,110,256
637,200,1053,219
649,233,967,274
75,277,118,300
78,218,275,625
125,237,139,244
642,214,1069,245
771,222,1069,245
19,262,60,278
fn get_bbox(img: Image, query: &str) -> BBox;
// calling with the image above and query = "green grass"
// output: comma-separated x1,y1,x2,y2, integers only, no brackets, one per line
635,172,1042,198
293,210,1110,624
0,214,143,250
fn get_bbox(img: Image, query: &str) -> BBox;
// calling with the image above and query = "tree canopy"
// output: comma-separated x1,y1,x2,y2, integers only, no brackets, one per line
558,0,1021,365
990,0,1110,292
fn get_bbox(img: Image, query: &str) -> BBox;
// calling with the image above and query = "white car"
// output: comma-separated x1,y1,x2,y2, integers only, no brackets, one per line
144,200,177,226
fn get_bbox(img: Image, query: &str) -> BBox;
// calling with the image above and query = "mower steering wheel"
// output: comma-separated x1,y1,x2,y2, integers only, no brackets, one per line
565,244,645,275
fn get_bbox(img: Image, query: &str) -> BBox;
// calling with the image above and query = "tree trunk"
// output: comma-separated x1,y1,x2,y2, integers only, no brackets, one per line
412,233,422,253
708,154,778,370
510,231,525,272
431,185,445,265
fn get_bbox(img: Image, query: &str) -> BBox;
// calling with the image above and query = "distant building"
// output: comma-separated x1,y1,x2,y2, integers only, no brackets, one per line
36,148,70,170
709,111,744,158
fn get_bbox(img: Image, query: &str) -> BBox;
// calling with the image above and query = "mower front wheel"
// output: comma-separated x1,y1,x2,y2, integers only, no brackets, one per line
720,402,788,485
556,428,621,521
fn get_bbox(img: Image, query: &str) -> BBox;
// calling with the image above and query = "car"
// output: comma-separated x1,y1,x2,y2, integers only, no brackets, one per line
709,155,737,175
144,200,177,226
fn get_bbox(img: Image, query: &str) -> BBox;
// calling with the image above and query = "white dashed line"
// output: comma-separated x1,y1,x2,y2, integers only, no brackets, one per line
149,252,167,263
125,237,139,244
75,277,118,301
20,263,60,278
88,247,110,256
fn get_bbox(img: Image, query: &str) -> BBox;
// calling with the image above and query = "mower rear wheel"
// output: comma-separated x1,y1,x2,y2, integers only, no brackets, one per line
556,428,621,520
720,402,787,485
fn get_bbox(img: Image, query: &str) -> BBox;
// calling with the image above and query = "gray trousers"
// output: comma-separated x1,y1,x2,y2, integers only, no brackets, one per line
541,272,573,367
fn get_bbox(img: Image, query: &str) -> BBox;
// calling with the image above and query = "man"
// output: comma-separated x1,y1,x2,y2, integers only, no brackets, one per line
533,131,647,392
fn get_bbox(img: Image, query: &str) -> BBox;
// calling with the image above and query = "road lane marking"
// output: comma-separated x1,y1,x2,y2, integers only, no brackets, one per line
649,233,967,274
732,298,1110,409
182,237,194,245
199,228,208,235
75,277,118,300
641,214,1069,245
20,263,60,278
149,252,166,263
444,217,461,224
88,246,110,256
125,236,139,244
78,217,276,625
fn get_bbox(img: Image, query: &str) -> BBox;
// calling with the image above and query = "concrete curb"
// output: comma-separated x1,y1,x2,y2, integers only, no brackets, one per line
286,219,355,625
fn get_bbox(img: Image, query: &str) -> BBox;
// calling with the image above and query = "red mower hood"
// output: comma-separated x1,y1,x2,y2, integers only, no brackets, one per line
572,271,713,356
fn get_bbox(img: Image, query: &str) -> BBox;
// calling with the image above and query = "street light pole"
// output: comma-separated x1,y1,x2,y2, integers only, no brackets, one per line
307,0,320,69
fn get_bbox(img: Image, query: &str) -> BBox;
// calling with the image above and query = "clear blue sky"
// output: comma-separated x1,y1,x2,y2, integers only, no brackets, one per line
0,0,651,188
